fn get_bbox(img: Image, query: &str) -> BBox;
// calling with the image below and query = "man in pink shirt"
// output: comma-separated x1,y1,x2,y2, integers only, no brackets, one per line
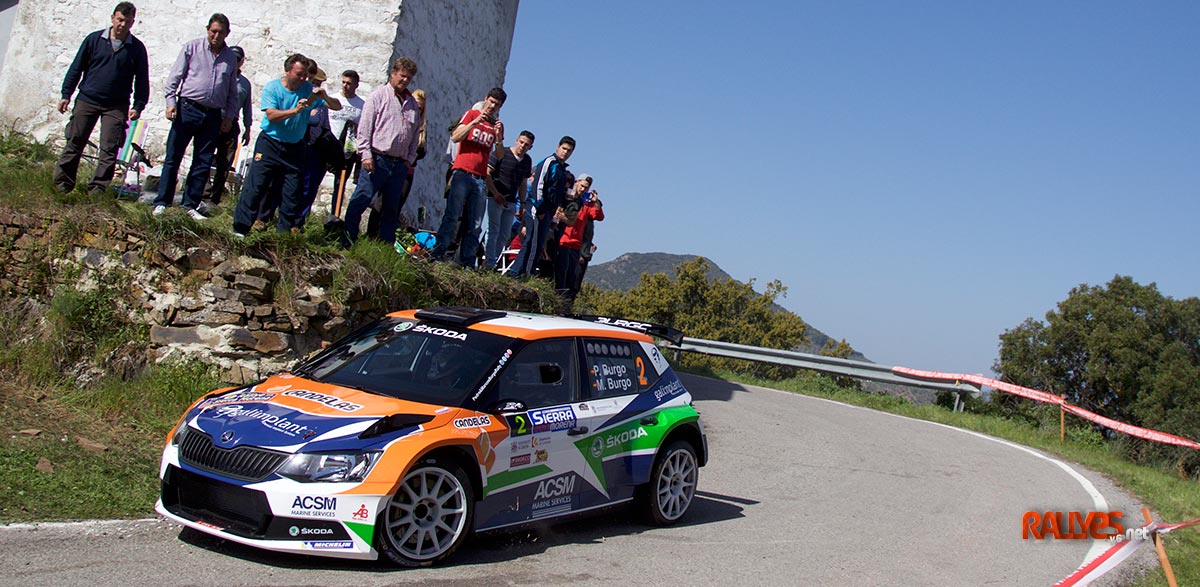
341,57,421,246
430,87,507,267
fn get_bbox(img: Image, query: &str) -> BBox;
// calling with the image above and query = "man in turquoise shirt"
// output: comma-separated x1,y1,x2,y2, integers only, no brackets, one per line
232,53,335,235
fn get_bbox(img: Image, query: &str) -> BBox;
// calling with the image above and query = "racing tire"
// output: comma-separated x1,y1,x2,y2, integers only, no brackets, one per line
378,461,474,567
639,440,698,526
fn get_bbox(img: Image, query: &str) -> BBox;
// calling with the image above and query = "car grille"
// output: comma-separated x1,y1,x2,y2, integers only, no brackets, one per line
178,430,288,482
161,465,272,537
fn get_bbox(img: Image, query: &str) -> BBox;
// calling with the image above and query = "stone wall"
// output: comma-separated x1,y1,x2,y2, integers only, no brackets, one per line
0,0,518,230
0,206,545,385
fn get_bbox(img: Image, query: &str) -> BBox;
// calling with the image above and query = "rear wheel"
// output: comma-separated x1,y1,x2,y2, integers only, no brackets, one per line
378,462,474,567
640,440,698,525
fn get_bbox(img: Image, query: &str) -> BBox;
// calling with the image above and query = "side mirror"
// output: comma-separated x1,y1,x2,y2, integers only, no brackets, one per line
539,364,563,384
486,399,527,414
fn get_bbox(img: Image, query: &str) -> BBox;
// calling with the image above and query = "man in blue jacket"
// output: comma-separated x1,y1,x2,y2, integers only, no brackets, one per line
507,136,574,276
54,2,149,195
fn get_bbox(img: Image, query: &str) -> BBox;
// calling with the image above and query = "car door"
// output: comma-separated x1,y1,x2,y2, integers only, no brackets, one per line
473,338,584,529
575,338,667,506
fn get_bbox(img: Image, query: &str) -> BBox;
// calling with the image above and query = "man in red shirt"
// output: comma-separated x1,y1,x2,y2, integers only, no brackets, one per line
430,87,507,267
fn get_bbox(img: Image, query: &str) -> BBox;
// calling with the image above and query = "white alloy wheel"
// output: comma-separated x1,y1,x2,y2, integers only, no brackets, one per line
380,463,472,566
644,440,698,525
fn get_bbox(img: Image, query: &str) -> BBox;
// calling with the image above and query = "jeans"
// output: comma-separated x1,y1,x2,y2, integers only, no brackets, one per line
155,99,222,209
54,99,128,193
485,198,517,269
431,170,487,267
204,122,240,204
232,134,303,234
343,154,408,244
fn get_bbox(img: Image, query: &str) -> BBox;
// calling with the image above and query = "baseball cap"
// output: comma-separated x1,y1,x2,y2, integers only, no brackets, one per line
577,173,592,184
312,68,328,83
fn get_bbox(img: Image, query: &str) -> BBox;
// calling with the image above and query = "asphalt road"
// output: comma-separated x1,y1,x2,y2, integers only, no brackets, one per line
0,374,1156,586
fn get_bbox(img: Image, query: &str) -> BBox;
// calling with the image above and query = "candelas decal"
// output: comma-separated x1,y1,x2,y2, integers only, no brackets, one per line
281,390,362,412
454,415,492,429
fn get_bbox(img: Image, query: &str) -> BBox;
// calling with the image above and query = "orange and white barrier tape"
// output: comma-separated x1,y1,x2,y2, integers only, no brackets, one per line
1051,518,1200,587
892,366,1200,450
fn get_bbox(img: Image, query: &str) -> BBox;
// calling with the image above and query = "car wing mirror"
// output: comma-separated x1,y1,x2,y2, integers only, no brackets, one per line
539,364,563,384
486,400,527,414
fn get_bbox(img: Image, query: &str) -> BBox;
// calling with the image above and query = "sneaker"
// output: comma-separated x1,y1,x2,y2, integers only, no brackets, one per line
251,219,268,232
197,200,214,214
152,205,166,216
232,231,246,239
290,227,301,235
186,208,206,221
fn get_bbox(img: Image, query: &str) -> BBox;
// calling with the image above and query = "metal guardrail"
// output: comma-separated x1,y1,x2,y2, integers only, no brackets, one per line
669,337,981,395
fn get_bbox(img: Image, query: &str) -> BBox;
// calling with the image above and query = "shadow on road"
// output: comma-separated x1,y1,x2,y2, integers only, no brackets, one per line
175,490,755,572
678,372,752,403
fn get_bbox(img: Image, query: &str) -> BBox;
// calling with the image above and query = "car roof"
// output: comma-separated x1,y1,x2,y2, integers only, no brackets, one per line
387,309,655,343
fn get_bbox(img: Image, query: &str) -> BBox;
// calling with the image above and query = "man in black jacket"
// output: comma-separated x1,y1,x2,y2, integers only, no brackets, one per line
54,2,149,195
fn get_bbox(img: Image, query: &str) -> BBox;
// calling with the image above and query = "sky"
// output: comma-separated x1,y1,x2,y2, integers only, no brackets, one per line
496,1,1200,377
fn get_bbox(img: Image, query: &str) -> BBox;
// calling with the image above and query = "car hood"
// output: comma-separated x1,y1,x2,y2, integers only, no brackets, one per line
185,373,456,451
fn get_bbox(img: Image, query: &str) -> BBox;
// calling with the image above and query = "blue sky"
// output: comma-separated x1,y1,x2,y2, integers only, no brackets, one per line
497,1,1200,376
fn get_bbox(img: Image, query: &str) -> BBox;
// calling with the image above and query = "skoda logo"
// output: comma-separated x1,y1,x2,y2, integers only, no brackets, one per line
288,526,299,537
590,436,604,458
221,430,235,443
393,321,414,332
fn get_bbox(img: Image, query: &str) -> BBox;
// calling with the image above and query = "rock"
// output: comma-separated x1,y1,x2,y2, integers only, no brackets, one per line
76,436,109,452
186,247,218,271
35,457,54,473
157,242,188,264
17,429,41,436
233,274,272,298
292,299,329,318
228,328,258,351
174,309,244,327
252,331,291,354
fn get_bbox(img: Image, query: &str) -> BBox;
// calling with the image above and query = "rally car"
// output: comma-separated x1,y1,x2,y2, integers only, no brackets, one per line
156,307,707,566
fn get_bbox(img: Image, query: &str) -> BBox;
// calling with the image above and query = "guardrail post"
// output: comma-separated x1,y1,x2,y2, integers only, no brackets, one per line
1141,508,1178,587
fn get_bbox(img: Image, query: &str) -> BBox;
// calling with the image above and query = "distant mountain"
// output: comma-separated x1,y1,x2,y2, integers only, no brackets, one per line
584,252,865,360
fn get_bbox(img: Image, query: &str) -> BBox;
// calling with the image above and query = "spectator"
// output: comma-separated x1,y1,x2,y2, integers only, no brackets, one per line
341,57,421,246
328,69,365,216
153,13,239,220
430,88,507,267
231,53,330,236
556,178,603,299
202,45,251,207
54,2,149,196
366,87,426,238
507,136,574,276
298,65,342,224
484,129,533,270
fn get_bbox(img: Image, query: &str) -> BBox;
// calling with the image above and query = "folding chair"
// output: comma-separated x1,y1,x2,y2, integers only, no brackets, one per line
114,118,150,198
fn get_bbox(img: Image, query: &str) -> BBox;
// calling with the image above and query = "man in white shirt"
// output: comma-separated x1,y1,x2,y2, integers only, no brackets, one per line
327,70,365,216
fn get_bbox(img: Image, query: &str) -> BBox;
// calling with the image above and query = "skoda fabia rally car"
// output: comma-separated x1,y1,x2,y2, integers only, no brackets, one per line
156,307,707,566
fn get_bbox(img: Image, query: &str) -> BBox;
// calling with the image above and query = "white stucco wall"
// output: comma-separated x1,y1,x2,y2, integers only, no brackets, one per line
0,0,518,227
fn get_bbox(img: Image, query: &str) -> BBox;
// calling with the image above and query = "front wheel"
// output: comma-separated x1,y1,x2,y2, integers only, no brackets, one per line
378,462,474,567
639,440,698,525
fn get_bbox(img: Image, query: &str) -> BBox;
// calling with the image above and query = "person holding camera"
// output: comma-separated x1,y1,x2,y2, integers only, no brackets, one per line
430,87,508,267
556,175,603,301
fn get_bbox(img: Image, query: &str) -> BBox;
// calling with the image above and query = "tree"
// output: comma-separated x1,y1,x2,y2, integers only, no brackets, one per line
994,275,1200,473
578,258,809,379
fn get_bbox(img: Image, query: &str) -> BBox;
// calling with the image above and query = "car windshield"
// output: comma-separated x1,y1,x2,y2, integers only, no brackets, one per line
295,317,511,406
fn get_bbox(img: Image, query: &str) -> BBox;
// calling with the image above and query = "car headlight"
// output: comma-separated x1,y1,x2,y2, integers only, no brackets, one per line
277,452,381,483
170,423,189,446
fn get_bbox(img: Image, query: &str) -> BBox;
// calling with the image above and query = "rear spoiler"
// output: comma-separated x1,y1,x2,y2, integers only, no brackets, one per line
566,314,685,345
